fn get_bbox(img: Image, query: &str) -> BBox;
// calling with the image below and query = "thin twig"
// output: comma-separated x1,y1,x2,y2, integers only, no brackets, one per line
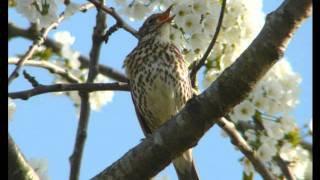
9,22,129,82
88,0,139,38
217,117,275,180
104,23,120,44
236,114,297,179
8,18,63,85
189,0,226,88
236,120,312,154
23,70,41,87
8,59,81,83
69,2,106,179
8,82,129,100
275,156,296,180
8,3,94,86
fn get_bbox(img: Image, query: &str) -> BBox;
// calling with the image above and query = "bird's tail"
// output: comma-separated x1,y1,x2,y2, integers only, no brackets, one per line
172,149,199,180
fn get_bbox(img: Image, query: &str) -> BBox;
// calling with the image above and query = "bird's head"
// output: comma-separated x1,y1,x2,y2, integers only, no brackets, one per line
138,5,175,42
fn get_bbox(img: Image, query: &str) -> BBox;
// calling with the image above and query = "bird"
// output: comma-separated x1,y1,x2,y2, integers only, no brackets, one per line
123,5,199,180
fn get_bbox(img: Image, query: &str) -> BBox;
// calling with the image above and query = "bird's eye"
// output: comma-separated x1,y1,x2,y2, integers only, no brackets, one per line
147,19,153,24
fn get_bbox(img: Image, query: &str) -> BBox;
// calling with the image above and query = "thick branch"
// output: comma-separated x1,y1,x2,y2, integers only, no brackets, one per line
8,23,128,82
8,82,129,100
69,3,106,180
91,0,312,179
8,134,40,180
189,0,226,88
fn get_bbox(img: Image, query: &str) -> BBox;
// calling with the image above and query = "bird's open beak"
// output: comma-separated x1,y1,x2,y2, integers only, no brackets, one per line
158,5,175,23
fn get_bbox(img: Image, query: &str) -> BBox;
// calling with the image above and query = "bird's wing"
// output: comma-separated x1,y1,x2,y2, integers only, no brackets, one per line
130,91,152,135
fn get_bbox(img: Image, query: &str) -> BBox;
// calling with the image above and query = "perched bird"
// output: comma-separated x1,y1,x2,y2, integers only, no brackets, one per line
123,5,199,180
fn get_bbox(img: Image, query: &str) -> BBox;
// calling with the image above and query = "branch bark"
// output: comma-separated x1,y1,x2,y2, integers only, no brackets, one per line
217,118,275,179
8,3,94,85
8,23,129,83
189,0,226,89
8,134,40,180
8,59,81,83
91,0,312,179
88,0,139,38
69,2,106,179
8,82,129,100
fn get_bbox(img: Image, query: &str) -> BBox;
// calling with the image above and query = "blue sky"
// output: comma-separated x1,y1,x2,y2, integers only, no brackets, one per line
8,1,312,180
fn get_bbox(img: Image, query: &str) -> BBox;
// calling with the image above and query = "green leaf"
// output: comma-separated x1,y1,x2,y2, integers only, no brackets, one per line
33,48,53,60
284,129,301,147
242,172,254,180
8,0,16,7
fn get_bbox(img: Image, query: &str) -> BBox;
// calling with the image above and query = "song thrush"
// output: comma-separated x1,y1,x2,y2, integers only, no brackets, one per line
124,5,199,180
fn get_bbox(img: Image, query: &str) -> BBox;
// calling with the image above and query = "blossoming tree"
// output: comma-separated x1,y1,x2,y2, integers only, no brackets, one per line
8,0,312,180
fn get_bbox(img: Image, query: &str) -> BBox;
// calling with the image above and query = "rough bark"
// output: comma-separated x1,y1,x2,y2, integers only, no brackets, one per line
8,134,40,180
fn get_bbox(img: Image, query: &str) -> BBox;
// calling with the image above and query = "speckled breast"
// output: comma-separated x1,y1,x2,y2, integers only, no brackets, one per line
124,42,192,132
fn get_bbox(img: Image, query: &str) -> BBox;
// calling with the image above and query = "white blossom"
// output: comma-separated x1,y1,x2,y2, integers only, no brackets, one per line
8,98,16,121
290,146,311,179
241,158,254,176
64,2,81,19
259,134,277,147
89,74,114,111
54,31,76,46
232,100,255,121
16,0,59,28
244,129,256,142
257,143,277,162
279,142,296,161
192,0,208,15
181,14,201,34
172,2,192,26
262,120,284,140
124,3,153,21
252,94,268,112
269,162,282,176
190,33,210,55
29,158,49,180
279,115,297,133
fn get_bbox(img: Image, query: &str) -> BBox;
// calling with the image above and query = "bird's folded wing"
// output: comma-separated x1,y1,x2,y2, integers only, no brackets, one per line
130,91,152,135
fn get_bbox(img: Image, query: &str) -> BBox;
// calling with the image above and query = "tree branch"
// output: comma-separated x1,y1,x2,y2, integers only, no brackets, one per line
275,156,296,180
8,17,63,85
8,82,129,100
8,59,81,83
8,134,40,180
8,23,129,83
91,0,312,179
69,2,106,179
8,3,94,85
236,121,313,154
88,0,139,38
189,0,226,89
217,118,274,179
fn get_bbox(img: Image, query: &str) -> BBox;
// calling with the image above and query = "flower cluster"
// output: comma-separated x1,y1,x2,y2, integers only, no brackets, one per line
53,31,114,111
15,0,59,28
15,0,81,28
